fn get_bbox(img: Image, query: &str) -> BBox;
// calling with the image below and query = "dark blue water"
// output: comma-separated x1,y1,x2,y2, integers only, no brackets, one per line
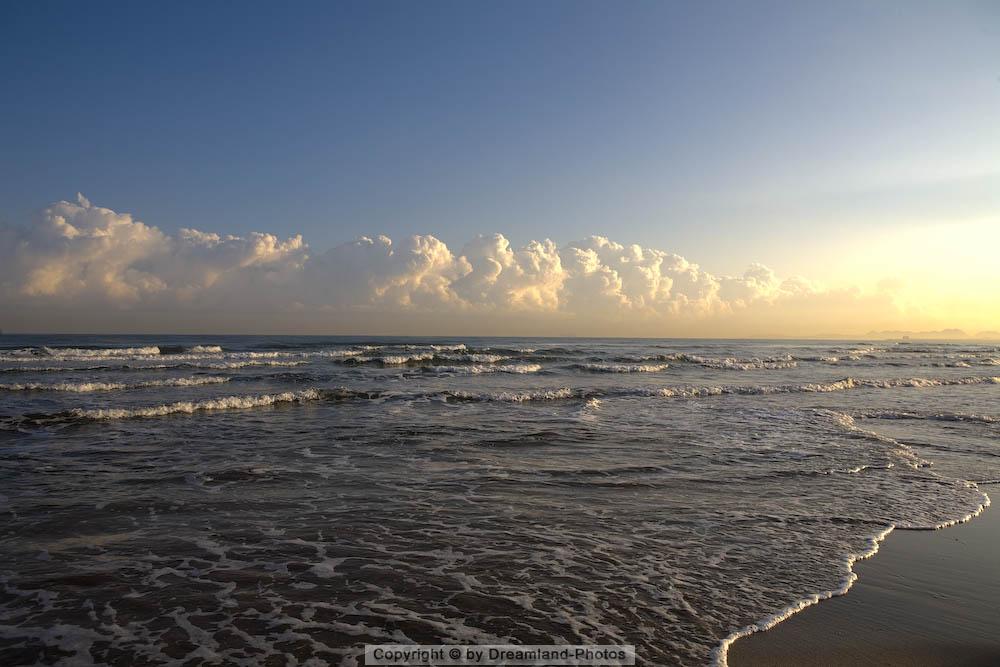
1,335,997,665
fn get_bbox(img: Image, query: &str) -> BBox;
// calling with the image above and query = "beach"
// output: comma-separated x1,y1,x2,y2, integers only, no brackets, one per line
730,487,1000,666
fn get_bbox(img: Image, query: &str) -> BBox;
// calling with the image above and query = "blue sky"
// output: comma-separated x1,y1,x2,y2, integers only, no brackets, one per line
2,0,998,281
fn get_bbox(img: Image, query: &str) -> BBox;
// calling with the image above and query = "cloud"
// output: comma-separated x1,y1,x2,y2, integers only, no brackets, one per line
0,195,901,335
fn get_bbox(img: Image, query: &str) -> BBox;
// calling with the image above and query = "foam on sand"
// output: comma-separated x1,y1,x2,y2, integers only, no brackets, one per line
711,437,992,667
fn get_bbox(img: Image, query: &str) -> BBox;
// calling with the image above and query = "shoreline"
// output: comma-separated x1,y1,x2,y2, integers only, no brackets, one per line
725,486,999,666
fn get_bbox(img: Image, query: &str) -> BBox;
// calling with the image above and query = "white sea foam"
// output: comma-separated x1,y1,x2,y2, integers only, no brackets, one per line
188,345,223,354
659,353,797,370
378,352,436,365
857,409,996,424
223,351,292,359
431,364,542,375
640,379,855,398
445,387,577,402
712,468,991,667
0,346,162,361
406,374,1000,406
70,389,323,420
1,359,308,372
863,376,1000,388
193,360,308,369
0,365,118,373
0,376,230,392
711,524,896,667
629,375,1000,400
438,353,510,363
577,362,670,373
309,349,366,358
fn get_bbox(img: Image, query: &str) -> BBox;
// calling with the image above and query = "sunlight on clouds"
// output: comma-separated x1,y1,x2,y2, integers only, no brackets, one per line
1,195,995,337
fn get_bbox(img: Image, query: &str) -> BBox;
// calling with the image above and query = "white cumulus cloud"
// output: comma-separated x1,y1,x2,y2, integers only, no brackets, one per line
0,195,900,335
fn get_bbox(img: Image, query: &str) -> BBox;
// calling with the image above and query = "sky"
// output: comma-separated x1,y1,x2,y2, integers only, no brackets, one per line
1,0,998,337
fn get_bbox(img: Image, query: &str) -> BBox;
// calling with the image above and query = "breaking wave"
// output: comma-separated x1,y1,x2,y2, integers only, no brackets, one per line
640,375,1000,398
70,389,324,420
432,375,1000,404
0,359,308,373
573,362,671,373
190,360,309,369
651,353,798,370
438,353,511,363
0,376,230,392
0,346,162,361
188,345,223,354
857,409,996,424
426,363,542,375
443,387,578,403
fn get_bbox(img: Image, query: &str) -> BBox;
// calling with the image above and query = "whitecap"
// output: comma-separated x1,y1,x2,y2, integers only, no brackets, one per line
70,389,323,420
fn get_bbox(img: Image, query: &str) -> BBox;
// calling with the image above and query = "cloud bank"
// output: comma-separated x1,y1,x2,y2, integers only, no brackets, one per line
1,195,901,336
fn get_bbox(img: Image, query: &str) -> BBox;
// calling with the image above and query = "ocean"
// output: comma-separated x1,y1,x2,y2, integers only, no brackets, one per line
1,335,996,666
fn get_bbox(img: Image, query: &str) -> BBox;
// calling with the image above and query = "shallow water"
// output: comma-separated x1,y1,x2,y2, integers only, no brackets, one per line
0,335,996,665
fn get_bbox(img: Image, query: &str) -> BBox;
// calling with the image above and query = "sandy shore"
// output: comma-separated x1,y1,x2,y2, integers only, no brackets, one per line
729,487,1000,667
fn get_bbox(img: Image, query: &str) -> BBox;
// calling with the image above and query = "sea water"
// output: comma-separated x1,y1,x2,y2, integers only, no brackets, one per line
0,335,996,665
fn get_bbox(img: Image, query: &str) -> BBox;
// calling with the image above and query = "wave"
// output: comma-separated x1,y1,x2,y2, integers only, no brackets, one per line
374,352,436,365
379,343,467,352
70,389,324,420
1,364,120,374
443,387,578,403
417,374,1000,405
654,353,797,370
857,409,996,424
0,359,308,373
308,349,366,358
344,351,501,366
426,363,542,375
861,376,1000,388
0,376,230,392
437,353,511,363
643,375,1000,398
8,374,997,426
190,360,308,369
188,345,223,354
427,375,1000,404
573,362,671,373
0,346,161,361
3,387,388,427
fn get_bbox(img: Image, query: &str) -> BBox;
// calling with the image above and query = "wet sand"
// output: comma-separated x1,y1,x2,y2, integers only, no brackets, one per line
730,490,1000,667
